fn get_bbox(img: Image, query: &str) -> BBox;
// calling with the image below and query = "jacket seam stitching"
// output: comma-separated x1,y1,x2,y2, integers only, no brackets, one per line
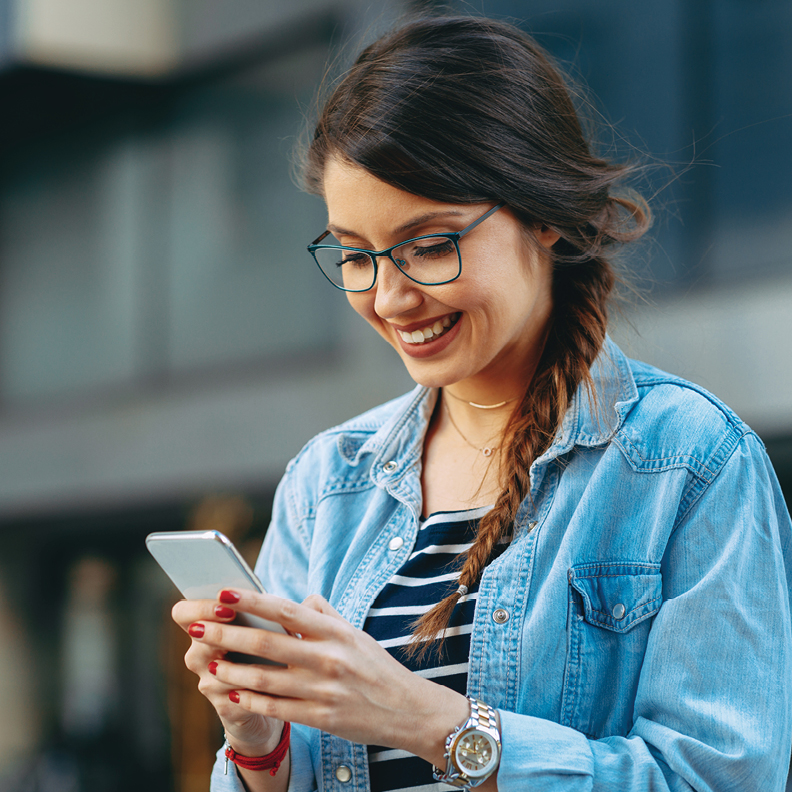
673,426,753,528
577,570,661,578
615,434,719,479
571,561,660,573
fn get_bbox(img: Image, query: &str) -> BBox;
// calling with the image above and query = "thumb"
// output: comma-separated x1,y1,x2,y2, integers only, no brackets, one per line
301,593,344,620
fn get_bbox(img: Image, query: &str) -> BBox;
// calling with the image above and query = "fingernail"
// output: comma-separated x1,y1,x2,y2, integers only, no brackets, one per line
208,661,218,675
229,690,240,704
214,605,235,619
219,590,241,604
188,623,205,638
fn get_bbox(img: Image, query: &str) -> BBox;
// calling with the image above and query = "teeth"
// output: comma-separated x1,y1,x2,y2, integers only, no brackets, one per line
398,314,458,344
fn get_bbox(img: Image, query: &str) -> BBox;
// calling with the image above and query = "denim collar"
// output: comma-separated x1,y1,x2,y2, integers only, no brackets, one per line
339,336,639,478
545,335,639,458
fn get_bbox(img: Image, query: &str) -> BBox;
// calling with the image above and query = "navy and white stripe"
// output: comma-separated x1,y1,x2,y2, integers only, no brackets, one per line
363,506,508,792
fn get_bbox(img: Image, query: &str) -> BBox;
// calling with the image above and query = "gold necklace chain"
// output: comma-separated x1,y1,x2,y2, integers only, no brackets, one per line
442,400,500,458
443,388,517,410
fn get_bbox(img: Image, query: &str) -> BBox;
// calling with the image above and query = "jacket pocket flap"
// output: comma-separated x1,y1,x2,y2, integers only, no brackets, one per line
569,562,662,633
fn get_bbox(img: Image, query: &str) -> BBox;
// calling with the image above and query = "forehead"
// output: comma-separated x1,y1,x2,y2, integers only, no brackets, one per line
322,157,459,236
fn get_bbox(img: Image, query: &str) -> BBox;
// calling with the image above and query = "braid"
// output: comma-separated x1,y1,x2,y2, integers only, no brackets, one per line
404,196,645,663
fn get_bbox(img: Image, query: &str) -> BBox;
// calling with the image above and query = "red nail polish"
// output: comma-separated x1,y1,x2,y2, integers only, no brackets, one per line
214,605,235,619
229,690,240,704
208,661,218,675
188,623,205,638
219,590,241,604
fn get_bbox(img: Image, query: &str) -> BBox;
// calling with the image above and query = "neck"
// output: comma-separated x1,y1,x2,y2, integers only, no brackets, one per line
439,389,516,450
443,389,517,410
442,384,521,410
441,347,541,412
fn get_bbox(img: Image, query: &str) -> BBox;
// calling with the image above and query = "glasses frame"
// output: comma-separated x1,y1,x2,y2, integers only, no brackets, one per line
307,201,506,293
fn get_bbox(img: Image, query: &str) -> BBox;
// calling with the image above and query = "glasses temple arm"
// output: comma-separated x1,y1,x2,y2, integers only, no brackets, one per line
456,201,506,239
308,230,332,248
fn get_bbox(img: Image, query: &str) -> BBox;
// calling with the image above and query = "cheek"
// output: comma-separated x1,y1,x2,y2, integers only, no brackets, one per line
510,244,553,302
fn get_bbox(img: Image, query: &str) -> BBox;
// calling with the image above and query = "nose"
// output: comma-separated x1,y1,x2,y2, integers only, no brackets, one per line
372,256,423,318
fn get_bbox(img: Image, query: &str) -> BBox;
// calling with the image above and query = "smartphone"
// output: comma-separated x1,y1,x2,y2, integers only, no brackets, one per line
146,529,287,664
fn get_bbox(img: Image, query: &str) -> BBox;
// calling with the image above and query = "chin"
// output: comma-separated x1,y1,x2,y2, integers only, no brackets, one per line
399,359,466,390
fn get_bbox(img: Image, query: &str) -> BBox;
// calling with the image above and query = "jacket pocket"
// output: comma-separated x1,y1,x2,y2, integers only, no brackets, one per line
561,562,662,738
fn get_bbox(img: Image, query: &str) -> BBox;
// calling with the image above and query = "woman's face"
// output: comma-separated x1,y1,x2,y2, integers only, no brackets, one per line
322,157,558,398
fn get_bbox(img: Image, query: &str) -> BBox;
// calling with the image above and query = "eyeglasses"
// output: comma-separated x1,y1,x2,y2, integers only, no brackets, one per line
307,201,505,292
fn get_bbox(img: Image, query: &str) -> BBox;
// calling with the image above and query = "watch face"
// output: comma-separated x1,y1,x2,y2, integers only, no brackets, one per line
453,731,498,778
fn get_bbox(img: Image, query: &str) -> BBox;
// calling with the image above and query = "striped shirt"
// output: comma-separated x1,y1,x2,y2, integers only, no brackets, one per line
364,506,507,792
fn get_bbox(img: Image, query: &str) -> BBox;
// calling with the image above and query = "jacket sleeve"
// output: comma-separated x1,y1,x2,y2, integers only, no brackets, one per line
496,433,792,791
254,457,312,604
209,726,317,792
210,460,320,792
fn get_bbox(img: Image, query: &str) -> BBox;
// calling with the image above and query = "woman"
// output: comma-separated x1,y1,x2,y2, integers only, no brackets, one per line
173,16,792,792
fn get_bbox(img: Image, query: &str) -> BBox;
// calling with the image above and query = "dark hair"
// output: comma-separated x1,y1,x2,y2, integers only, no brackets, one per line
303,15,650,656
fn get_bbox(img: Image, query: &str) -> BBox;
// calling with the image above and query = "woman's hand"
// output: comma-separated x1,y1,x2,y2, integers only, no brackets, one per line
186,589,469,767
171,597,285,756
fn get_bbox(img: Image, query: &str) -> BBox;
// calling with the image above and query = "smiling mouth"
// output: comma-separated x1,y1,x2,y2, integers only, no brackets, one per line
397,313,460,345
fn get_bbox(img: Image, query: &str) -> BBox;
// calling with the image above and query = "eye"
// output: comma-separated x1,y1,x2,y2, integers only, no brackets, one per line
410,239,455,259
340,251,372,269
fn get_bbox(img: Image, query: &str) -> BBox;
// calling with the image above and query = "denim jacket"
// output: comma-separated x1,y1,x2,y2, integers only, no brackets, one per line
212,338,792,792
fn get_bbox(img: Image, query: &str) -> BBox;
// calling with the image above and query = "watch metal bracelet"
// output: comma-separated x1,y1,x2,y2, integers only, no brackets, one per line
432,697,501,791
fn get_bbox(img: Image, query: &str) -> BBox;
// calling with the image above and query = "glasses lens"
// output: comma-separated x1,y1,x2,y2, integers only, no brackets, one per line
391,236,460,285
312,240,376,291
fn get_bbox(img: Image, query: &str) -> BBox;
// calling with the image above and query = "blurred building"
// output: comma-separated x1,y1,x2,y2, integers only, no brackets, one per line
0,1,416,790
0,0,789,790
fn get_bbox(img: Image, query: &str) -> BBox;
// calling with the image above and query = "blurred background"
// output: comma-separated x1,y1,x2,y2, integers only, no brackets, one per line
0,0,789,790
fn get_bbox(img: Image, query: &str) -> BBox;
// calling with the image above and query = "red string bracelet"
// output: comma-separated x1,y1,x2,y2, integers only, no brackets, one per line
223,722,291,776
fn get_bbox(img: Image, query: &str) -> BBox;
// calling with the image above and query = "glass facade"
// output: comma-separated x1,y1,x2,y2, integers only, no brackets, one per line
0,43,332,406
0,12,340,789
457,0,792,289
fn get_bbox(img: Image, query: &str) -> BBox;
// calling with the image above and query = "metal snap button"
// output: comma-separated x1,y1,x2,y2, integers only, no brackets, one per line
383,461,397,473
335,765,352,783
492,608,509,624
528,520,538,531
388,536,404,551
612,603,626,620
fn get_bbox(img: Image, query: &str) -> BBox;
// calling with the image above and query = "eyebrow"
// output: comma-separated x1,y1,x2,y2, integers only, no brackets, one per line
326,209,467,242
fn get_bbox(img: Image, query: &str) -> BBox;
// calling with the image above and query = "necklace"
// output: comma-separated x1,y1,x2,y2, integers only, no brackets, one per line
442,400,500,458
443,389,517,410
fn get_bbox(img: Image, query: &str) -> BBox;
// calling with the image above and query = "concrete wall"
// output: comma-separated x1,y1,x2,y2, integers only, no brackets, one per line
613,275,792,440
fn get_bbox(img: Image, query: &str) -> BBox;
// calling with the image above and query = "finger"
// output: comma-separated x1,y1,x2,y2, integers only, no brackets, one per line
188,619,311,668
184,649,277,742
211,657,297,700
197,665,235,696
227,687,311,725
301,593,345,621
210,655,347,705
190,659,274,742
216,589,351,641
184,635,228,675
196,673,268,729
227,687,334,737
172,599,238,631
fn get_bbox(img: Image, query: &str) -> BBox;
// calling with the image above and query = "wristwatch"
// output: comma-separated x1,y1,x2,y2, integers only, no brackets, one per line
433,697,502,790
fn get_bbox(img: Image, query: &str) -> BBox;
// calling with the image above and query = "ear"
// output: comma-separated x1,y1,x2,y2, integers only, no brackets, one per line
536,224,561,248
